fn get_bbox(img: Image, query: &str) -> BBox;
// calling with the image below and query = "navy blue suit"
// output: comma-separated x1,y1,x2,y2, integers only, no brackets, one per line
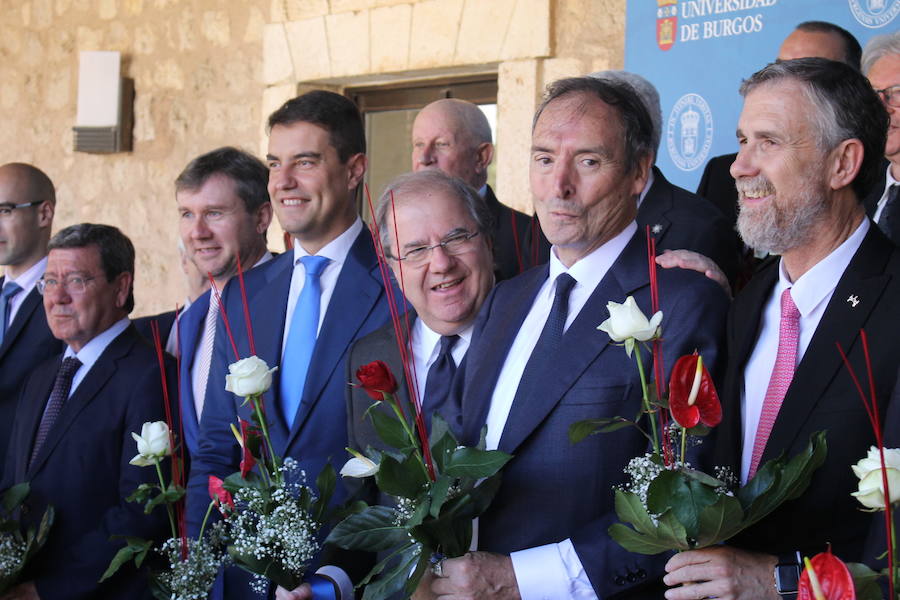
186,229,395,591
172,292,211,457
0,280,63,476
133,310,178,349
455,230,729,598
2,325,176,600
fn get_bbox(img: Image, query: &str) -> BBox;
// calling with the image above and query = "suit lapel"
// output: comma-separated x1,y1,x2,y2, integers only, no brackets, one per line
763,228,893,461
285,231,383,449
637,167,674,244
176,292,210,452
27,329,134,477
0,287,42,362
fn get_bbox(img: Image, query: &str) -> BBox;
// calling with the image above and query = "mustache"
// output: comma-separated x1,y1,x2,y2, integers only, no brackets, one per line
542,198,583,215
735,176,775,198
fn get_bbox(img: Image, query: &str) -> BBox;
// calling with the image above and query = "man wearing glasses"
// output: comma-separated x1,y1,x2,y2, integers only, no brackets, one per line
862,31,900,245
0,163,62,476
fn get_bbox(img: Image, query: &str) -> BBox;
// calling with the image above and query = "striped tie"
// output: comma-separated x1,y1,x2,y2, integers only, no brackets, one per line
30,357,82,469
192,299,219,421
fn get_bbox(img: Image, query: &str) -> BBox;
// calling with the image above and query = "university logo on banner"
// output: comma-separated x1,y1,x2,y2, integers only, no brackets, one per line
848,0,900,28
666,93,713,172
657,0,678,51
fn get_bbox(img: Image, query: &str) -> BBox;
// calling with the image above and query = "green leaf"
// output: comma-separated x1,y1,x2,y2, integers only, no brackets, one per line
369,405,411,450
126,483,156,505
1,483,29,514
680,468,725,488
846,562,883,600
428,477,452,519
654,510,690,549
313,462,337,521
694,494,745,548
647,470,719,540
569,418,638,443
326,505,410,551
444,448,512,479
223,470,264,492
99,537,152,582
361,544,421,600
608,522,679,555
376,453,428,499
429,426,458,474
613,489,660,536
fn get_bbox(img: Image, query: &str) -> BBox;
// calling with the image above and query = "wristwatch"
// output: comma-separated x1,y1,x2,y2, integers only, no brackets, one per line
773,551,802,599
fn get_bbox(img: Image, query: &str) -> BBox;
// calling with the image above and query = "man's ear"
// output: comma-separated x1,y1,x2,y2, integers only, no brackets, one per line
37,200,54,229
346,153,368,191
475,142,495,174
114,271,133,310
827,138,863,192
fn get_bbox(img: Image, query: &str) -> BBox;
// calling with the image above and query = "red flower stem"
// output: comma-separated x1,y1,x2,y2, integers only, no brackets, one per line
646,229,672,464
234,255,256,357
207,274,241,362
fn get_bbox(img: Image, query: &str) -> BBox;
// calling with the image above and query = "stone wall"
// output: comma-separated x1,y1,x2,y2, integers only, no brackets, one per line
1,0,625,316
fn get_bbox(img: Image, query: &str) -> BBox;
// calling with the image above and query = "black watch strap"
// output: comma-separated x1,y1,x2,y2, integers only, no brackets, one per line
774,551,802,598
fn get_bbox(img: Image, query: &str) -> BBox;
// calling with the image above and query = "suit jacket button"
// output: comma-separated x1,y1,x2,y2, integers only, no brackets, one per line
614,576,626,586
626,572,638,583
636,568,647,579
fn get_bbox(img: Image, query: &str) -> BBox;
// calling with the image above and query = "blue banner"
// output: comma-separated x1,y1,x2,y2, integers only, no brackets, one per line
625,0,899,192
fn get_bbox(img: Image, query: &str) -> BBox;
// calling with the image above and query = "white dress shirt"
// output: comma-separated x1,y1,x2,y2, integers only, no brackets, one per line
64,318,131,397
872,163,899,224
410,317,472,406
740,219,869,483
4,256,46,325
484,221,638,600
281,219,363,357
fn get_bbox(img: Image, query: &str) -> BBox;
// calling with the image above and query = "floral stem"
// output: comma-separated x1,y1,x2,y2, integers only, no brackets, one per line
251,394,280,483
633,344,660,455
198,499,216,541
680,426,687,465
388,394,431,481
154,459,178,539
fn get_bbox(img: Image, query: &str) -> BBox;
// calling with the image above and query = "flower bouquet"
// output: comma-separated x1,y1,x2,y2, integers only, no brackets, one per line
101,420,230,600
570,291,826,555
0,483,54,593
325,360,512,600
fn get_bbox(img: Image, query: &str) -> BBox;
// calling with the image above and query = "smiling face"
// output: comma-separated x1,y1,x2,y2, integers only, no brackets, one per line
731,80,831,254
177,173,271,288
43,245,131,352
868,53,900,167
386,189,494,336
530,92,649,267
266,121,366,254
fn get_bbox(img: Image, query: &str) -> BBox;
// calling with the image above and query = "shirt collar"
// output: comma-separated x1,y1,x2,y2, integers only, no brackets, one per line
64,317,131,368
776,218,869,316
547,221,638,293
292,218,362,266
478,184,488,198
5,255,47,294
413,316,474,361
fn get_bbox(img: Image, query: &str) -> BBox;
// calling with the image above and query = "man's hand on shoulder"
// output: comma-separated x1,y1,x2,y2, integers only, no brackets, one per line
663,546,778,600
430,552,520,600
0,582,39,600
656,249,731,298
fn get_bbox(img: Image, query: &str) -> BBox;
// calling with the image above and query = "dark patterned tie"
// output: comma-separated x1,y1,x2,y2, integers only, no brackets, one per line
0,281,22,346
422,334,460,430
29,357,82,469
879,184,900,244
511,273,577,406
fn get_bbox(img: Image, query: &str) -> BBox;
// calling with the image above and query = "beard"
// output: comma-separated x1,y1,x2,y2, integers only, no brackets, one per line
735,171,829,255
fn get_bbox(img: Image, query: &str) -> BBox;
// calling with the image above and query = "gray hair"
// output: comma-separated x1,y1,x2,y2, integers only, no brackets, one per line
48,223,136,313
861,31,900,75
589,70,662,158
419,99,493,146
375,170,493,259
740,58,888,200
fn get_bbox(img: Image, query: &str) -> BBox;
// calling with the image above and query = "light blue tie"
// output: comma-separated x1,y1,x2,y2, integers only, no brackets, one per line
280,255,330,428
0,281,23,346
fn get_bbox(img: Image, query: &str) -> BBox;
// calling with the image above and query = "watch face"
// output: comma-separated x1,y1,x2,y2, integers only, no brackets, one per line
775,563,800,594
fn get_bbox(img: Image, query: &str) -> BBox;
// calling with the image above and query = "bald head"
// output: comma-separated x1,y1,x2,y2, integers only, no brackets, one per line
0,163,56,277
778,22,862,70
411,99,494,189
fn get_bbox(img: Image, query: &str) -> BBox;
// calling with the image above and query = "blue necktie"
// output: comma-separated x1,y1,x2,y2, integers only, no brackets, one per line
422,334,459,431
0,281,23,346
280,255,330,428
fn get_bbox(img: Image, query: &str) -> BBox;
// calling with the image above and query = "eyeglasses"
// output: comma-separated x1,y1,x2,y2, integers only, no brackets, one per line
874,84,900,109
393,231,481,264
0,201,43,218
37,275,96,295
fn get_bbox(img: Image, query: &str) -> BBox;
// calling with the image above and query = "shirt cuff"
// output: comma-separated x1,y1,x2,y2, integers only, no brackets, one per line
510,539,598,600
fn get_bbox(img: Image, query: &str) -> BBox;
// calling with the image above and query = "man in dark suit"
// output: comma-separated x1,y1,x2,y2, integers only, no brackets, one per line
2,224,174,600
592,70,741,284
697,21,862,231
346,169,495,455
187,91,394,599
423,77,729,600
412,98,547,280
0,163,62,474
663,59,897,600
861,32,900,244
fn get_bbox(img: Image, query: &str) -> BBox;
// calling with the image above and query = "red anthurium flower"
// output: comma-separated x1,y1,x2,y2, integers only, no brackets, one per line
238,419,257,479
208,475,234,515
668,353,721,428
356,360,398,401
798,547,856,600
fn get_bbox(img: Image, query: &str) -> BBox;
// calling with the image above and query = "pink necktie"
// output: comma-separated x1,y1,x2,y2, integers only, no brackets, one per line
748,288,800,478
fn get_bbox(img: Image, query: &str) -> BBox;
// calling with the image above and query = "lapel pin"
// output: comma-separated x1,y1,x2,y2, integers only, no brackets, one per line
847,294,860,308
651,223,662,235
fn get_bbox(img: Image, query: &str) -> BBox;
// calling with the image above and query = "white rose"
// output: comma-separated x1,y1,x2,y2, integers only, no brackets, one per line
129,421,172,467
225,355,277,397
851,446,900,509
339,456,379,478
597,296,662,354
